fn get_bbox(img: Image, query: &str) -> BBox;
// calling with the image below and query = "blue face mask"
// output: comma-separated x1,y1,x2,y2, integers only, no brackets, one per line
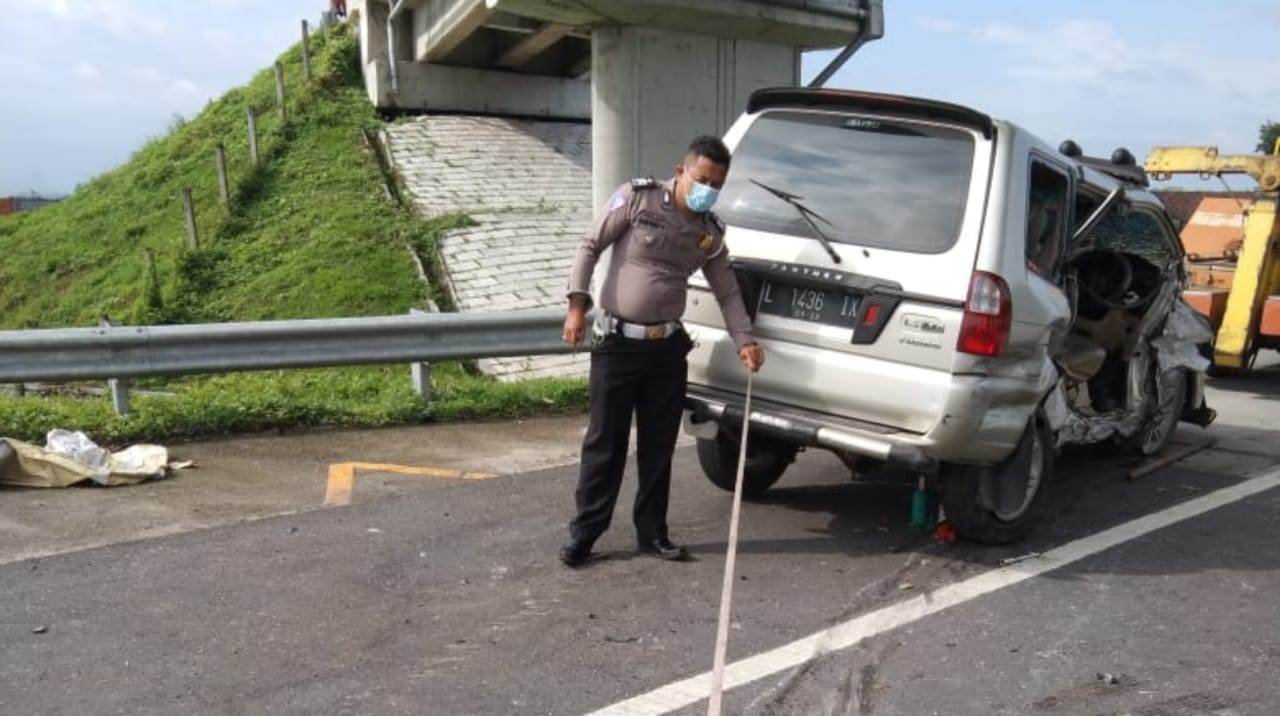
686,180,720,213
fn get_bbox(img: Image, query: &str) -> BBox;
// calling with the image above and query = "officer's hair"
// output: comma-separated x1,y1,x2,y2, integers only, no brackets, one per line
686,135,731,168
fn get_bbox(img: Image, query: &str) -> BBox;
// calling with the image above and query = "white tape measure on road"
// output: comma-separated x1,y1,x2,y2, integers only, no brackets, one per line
707,369,754,715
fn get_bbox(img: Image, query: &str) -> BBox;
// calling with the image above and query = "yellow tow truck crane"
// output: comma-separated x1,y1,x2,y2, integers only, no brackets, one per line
1144,145,1280,371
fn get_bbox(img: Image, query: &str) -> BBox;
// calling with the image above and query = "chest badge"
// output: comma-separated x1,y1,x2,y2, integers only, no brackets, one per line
698,233,715,252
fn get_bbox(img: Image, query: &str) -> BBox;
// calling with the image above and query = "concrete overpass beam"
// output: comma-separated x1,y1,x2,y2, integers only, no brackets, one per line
497,23,573,68
412,0,493,62
492,0,864,47
380,62,590,118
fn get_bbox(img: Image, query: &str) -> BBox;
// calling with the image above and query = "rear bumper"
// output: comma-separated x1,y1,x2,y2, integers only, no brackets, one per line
684,386,939,474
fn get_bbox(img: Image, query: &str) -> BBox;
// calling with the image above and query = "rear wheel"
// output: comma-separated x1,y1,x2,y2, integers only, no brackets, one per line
696,432,797,499
941,413,1054,544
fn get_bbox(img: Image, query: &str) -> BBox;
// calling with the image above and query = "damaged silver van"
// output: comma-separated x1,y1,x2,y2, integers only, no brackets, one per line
682,88,1216,543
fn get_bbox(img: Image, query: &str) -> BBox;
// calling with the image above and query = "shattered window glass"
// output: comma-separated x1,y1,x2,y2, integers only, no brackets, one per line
1077,208,1177,267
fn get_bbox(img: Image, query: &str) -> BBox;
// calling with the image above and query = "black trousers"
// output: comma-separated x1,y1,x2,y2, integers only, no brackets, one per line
568,329,692,546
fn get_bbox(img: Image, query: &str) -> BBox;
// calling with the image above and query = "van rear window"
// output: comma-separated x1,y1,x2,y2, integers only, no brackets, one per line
717,111,976,254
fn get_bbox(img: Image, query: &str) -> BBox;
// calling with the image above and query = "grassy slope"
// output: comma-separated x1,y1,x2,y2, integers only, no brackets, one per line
0,24,585,444
0,26,425,327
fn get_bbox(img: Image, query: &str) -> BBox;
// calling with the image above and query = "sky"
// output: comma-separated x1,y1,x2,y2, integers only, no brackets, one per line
3,0,1279,197
0,0,320,197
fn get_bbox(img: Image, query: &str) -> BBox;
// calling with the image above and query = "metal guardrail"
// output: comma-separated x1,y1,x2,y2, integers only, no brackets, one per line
0,309,575,384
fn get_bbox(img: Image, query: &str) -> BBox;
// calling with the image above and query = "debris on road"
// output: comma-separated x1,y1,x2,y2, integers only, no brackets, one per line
0,430,171,488
604,635,640,644
1127,439,1217,481
32,626,48,635
908,476,934,530
999,552,1043,567
933,521,957,544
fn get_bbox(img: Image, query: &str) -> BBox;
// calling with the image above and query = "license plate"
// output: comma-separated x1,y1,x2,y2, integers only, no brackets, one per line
757,281,860,328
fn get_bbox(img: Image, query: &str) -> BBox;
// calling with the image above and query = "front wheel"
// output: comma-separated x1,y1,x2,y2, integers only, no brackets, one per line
1123,368,1186,457
941,413,1054,544
696,432,797,499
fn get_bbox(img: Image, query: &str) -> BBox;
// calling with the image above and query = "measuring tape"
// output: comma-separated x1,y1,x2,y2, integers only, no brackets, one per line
707,369,754,715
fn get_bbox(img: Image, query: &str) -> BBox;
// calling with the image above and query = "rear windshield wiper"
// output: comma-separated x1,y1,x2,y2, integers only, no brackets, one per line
749,179,843,264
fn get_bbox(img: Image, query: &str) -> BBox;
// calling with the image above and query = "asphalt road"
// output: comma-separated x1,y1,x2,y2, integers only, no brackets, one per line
1,360,1278,715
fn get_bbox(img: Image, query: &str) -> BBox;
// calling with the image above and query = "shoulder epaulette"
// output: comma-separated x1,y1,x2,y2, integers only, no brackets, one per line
630,176,659,190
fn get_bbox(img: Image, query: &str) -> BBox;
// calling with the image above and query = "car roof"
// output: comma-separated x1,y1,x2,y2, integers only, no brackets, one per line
1078,165,1164,209
748,87,995,139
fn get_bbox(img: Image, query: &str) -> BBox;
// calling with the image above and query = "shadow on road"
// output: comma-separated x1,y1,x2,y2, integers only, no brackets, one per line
1208,358,1280,401
685,420,1280,576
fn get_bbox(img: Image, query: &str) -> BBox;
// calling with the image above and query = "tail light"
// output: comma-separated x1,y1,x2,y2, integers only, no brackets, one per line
958,272,1011,357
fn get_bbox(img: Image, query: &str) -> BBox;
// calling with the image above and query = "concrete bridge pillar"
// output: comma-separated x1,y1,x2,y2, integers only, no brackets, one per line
590,26,799,208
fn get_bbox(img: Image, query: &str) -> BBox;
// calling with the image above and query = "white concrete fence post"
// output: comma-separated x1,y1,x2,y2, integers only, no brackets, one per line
409,309,432,400
247,107,260,166
410,362,432,401
181,188,199,250
301,20,312,83
214,143,231,209
274,62,287,122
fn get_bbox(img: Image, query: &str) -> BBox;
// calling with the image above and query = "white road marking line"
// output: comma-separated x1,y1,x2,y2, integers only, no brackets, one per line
587,465,1280,716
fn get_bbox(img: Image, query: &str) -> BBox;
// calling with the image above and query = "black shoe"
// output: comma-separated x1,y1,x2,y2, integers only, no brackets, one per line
637,538,690,561
559,538,592,568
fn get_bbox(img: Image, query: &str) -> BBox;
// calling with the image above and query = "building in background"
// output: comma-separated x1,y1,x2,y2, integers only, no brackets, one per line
0,194,63,216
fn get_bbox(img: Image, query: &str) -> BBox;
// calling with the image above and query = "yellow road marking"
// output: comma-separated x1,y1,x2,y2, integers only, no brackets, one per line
323,462,499,507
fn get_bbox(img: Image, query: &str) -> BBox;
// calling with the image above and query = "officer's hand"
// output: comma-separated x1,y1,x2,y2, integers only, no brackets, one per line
739,343,764,373
563,305,587,350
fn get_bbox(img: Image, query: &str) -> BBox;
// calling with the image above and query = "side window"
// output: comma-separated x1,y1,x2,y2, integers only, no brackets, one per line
1025,160,1070,280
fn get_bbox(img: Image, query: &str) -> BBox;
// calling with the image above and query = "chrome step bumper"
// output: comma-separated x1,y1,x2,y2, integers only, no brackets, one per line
683,389,937,473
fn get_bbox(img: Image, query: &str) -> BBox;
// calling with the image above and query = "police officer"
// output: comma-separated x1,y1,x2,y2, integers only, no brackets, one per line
559,135,764,568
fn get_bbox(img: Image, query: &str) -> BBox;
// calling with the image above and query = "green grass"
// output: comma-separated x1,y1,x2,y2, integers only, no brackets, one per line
0,367,587,446
0,23,585,444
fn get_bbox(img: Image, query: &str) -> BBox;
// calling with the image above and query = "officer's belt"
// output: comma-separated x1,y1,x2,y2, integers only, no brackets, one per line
613,318,682,341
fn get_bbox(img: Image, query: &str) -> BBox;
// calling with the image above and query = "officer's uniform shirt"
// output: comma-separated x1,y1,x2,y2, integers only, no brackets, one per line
567,178,754,348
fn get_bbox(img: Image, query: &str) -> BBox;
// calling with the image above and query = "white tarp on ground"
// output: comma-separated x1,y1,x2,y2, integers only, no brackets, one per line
0,430,169,488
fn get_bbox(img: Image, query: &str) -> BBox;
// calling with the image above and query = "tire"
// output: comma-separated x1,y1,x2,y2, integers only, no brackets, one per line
941,414,1054,544
695,432,797,499
1123,367,1186,457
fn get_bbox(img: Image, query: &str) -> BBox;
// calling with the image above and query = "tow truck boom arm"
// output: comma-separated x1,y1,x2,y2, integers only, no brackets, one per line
1145,146,1280,191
